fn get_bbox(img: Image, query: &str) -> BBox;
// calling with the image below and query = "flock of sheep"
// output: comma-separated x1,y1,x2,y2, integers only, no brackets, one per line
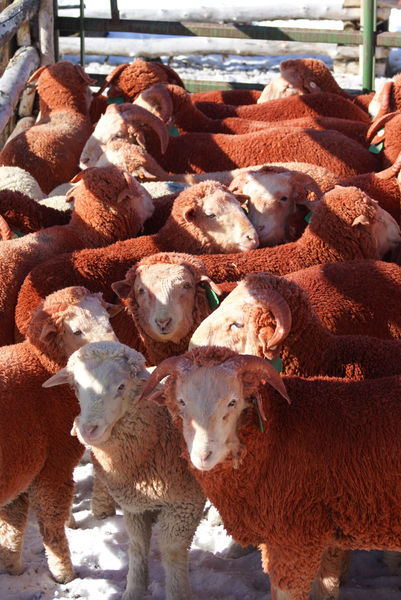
1,55,401,600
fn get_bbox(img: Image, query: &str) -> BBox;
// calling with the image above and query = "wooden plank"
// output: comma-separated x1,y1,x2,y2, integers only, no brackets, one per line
0,0,39,47
0,45,39,137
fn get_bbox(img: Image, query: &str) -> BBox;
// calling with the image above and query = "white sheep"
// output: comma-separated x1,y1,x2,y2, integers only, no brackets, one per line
0,166,44,200
43,340,206,600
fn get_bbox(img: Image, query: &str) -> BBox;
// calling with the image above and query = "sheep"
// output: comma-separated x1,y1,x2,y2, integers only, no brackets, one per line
0,165,154,347
0,166,44,200
365,110,401,172
196,185,401,284
111,251,222,366
287,259,401,340
43,340,206,600
0,285,121,584
80,103,379,179
134,82,370,145
0,189,70,237
0,61,94,194
258,57,374,113
92,138,323,246
189,271,401,380
194,90,371,123
140,346,401,600
13,180,258,345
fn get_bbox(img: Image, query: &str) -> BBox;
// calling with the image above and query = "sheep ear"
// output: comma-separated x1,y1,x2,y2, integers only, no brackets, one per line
352,214,371,227
39,321,58,344
70,172,84,184
27,65,47,84
233,193,250,209
147,387,166,405
258,327,280,360
199,275,222,296
42,368,71,388
111,279,132,299
104,302,124,318
183,207,196,222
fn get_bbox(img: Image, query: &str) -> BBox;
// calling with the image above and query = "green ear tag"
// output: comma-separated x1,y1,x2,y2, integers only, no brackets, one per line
266,355,283,374
11,229,25,238
201,283,220,310
168,125,180,137
107,96,124,104
304,211,312,224
369,141,384,154
252,397,264,433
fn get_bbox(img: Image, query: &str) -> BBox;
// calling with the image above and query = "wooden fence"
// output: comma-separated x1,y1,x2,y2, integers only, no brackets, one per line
0,0,401,143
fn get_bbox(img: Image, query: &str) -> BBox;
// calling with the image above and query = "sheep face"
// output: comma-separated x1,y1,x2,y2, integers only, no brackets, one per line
132,263,200,343
44,342,148,445
368,205,401,258
80,107,127,169
190,282,268,356
60,295,120,356
172,364,249,471
229,171,301,246
190,188,259,252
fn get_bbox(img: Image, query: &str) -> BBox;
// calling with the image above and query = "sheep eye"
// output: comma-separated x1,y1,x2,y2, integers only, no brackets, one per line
179,398,186,407
73,329,82,336
137,288,145,295
230,322,243,330
117,383,125,391
183,282,192,290
280,196,288,203
227,399,237,408
206,212,216,218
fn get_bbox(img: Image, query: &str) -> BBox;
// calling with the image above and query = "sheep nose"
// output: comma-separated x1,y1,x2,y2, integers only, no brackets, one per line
156,317,171,332
81,424,99,439
244,231,259,248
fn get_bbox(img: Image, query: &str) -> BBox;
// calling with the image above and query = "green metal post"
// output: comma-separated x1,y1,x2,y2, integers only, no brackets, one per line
362,0,376,92
53,0,59,62
79,0,85,66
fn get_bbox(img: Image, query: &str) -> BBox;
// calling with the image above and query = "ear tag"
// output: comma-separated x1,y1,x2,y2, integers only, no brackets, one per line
265,355,283,374
369,141,384,154
201,282,220,310
304,211,312,224
252,396,265,433
107,96,124,104
168,125,180,137
11,228,24,238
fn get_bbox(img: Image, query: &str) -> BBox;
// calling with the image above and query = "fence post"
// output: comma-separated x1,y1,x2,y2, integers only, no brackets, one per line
362,0,376,92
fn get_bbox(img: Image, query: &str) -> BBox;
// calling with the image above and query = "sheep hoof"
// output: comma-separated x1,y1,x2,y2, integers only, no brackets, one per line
218,541,256,559
52,567,76,584
91,506,116,520
0,560,24,576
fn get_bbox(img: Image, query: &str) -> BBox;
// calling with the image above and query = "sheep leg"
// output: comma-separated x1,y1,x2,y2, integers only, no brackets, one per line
91,471,116,519
0,493,29,575
158,503,204,600
29,474,76,583
309,546,348,599
261,543,322,600
122,509,155,600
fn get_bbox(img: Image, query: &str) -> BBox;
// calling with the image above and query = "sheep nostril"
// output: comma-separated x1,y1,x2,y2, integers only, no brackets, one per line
156,318,171,331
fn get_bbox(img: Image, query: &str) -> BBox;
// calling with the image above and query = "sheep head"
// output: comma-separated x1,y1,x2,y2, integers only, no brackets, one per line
27,61,96,115
94,59,185,102
190,274,297,360
28,286,121,367
139,346,290,471
69,165,154,233
228,166,321,246
112,252,221,345
43,341,148,446
310,185,401,260
169,180,259,253
257,58,342,103
79,104,169,169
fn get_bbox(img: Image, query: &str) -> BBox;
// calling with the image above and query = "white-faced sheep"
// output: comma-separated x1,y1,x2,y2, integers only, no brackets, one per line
0,61,95,194
140,346,401,600
0,286,121,584
79,102,379,179
111,251,222,365
43,340,205,600
0,165,153,347
189,271,401,380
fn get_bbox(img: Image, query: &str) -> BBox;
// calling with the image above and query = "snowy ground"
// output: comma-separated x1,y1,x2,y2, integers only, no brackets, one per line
3,2,401,599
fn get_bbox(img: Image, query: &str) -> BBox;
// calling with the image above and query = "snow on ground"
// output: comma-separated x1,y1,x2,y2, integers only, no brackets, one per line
3,2,401,599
